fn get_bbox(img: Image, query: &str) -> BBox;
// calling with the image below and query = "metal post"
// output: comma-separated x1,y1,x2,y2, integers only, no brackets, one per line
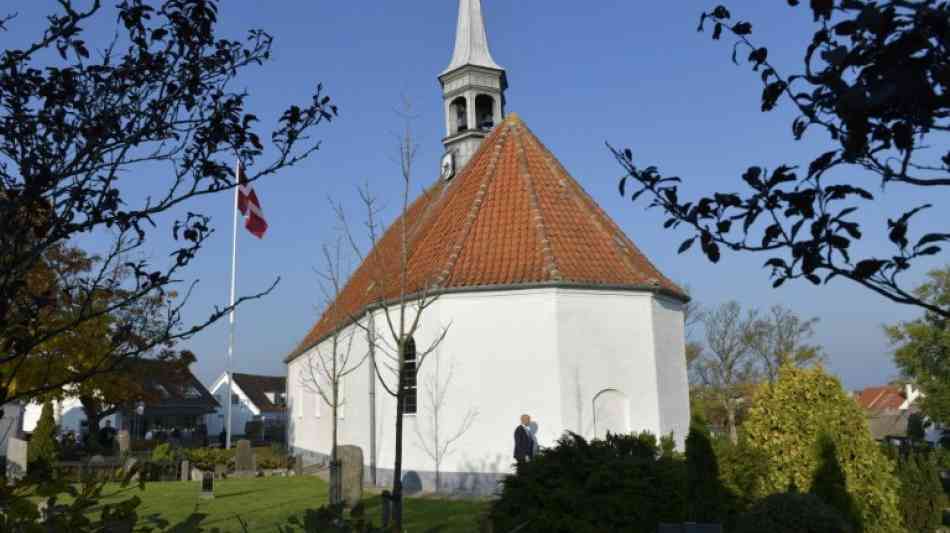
225,161,240,450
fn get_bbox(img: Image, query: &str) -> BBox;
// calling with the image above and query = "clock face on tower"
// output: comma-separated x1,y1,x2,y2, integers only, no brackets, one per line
440,152,455,181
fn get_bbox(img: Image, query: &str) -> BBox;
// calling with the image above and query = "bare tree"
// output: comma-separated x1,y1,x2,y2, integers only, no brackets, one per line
413,353,478,492
682,285,705,372
301,235,368,505
747,305,824,383
336,101,449,529
694,301,758,443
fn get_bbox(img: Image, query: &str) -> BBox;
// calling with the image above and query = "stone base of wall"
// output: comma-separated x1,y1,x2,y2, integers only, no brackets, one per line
290,446,505,497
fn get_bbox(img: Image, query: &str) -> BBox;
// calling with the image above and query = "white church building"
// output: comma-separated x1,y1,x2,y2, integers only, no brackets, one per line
285,0,690,494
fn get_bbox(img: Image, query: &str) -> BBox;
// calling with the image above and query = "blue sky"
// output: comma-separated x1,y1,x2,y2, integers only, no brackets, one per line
6,1,946,390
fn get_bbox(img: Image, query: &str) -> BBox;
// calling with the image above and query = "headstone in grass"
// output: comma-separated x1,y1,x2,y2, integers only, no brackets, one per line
338,445,364,508
293,455,303,477
200,471,214,499
5,437,27,484
214,463,227,479
117,430,130,456
180,459,190,481
235,439,254,473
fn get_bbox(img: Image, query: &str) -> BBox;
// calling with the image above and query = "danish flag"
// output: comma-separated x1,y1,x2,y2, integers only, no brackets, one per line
236,162,268,239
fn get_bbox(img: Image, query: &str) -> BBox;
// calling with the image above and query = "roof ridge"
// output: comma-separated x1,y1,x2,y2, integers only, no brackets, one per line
513,123,561,281
434,123,512,287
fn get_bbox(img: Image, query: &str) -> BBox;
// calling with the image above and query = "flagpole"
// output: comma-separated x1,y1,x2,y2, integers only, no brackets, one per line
226,160,240,450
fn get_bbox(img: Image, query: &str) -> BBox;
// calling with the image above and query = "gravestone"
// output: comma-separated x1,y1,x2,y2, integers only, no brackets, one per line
292,455,303,477
337,445,364,508
5,437,27,484
180,459,190,481
214,463,226,479
89,454,106,464
117,430,130,456
235,439,254,472
200,471,214,499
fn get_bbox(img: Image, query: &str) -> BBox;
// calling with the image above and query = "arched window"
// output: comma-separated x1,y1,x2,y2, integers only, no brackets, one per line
401,336,418,415
475,94,495,130
450,97,468,133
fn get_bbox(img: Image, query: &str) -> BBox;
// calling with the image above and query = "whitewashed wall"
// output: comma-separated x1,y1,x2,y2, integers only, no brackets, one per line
287,287,690,492
651,296,690,448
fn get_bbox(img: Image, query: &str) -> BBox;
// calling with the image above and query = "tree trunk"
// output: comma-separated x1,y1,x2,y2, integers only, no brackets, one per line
80,396,102,434
726,402,738,445
392,385,406,529
331,388,340,506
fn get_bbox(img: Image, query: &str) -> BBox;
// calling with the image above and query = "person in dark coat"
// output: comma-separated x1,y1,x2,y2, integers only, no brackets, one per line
514,414,534,466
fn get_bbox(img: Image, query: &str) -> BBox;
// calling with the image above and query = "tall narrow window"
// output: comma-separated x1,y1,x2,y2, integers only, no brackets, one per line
402,336,417,415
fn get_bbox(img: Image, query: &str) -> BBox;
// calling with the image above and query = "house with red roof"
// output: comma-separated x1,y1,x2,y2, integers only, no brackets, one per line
283,0,690,495
854,383,946,445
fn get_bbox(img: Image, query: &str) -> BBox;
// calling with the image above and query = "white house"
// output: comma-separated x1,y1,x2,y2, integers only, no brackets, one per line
284,0,690,495
206,372,287,439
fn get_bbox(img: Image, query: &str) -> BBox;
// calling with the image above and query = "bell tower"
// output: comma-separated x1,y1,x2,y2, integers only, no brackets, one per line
439,0,507,172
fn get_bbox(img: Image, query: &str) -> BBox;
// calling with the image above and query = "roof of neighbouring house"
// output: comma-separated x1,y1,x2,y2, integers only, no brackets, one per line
231,373,286,413
287,114,685,362
138,360,219,412
855,385,908,412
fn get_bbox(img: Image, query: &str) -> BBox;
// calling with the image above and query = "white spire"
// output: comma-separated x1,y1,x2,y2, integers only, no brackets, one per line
442,0,503,75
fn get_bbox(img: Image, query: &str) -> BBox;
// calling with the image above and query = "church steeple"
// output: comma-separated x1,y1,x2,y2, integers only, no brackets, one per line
439,0,507,172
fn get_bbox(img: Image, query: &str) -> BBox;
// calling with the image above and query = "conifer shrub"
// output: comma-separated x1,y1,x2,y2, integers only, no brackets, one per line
734,491,853,533
490,432,686,533
742,366,903,533
686,415,724,523
28,401,59,476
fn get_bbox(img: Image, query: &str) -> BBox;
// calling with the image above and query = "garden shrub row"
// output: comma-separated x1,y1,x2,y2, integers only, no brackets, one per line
489,365,946,533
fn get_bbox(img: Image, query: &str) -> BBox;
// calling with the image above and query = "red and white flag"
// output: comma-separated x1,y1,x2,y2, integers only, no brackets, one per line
236,162,268,239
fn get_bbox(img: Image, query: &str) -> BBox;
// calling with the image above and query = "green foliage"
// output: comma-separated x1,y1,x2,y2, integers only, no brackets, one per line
0,476,144,532
185,447,235,471
255,446,292,470
907,412,927,442
712,435,768,528
734,491,853,533
277,503,383,533
149,442,176,464
742,366,904,532
686,415,723,522
28,401,59,471
490,431,686,533
886,267,950,426
888,447,945,533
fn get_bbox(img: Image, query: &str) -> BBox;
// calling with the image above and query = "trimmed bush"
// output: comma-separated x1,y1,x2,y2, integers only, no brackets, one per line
890,447,945,532
490,432,686,533
742,366,903,532
712,434,768,528
734,491,853,533
185,447,235,471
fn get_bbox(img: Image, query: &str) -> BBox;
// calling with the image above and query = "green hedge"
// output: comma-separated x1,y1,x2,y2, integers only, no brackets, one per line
490,432,686,533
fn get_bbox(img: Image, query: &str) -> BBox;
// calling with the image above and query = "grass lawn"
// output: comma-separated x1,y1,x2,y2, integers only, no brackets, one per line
93,476,489,532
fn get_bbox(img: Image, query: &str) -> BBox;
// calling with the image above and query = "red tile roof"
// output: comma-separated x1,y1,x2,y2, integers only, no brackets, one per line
287,114,685,361
855,385,907,411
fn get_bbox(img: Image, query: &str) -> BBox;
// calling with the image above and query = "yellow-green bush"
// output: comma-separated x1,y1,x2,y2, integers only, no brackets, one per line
743,366,903,533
